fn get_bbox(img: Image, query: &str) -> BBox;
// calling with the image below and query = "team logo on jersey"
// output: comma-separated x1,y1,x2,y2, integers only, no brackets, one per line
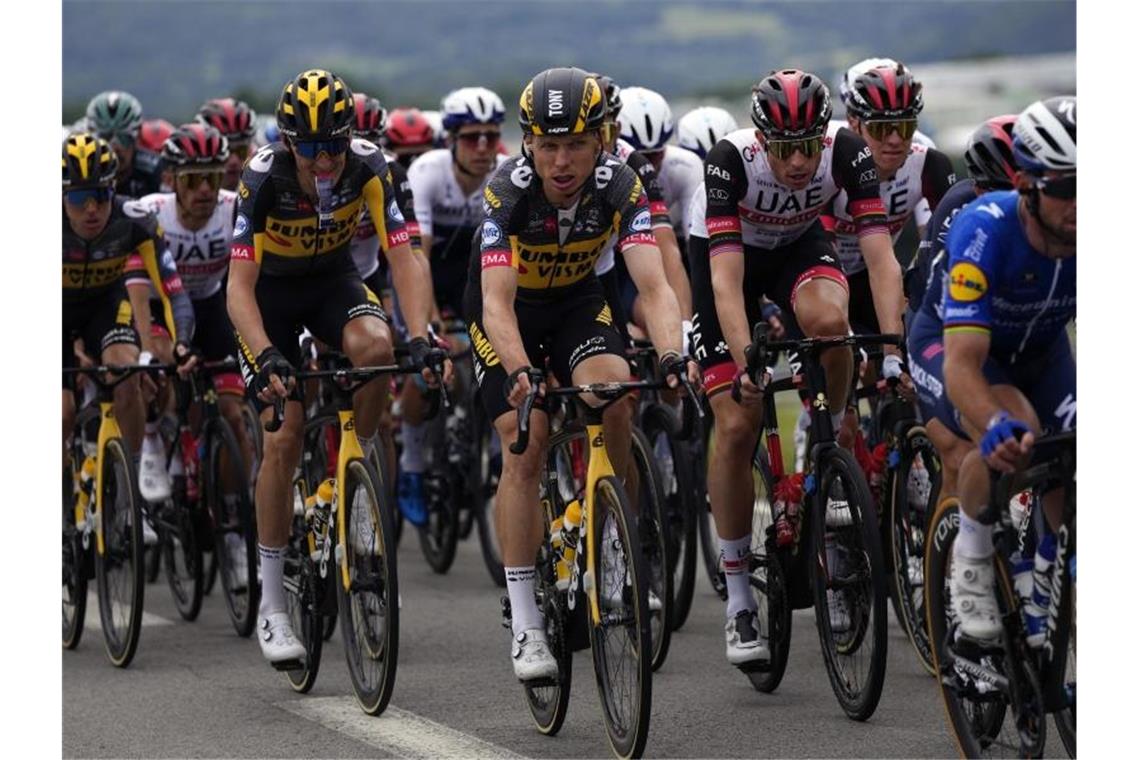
388,199,405,223
481,219,503,247
351,138,378,156
510,165,533,189
948,262,987,302
233,213,249,239
122,199,150,219
248,146,274,173
630,209,651,232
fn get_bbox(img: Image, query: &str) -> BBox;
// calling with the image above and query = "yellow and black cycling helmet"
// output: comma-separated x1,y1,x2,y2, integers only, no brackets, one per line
62,132,119,189
518,67,605,136
275,69,355,141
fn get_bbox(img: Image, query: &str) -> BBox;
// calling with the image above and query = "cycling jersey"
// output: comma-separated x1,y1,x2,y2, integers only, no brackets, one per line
595,139,670,276
823,137,956,275
230,139,409,278
654,145,703,237
904,178,977,319
474,151,655,302
350,150,419,281
691,124,888,252
828,119,938,227
137,190,238,300
63,195,193,342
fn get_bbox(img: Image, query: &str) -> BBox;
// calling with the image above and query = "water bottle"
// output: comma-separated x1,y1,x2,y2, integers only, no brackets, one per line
75,457,97,529
553,499,583,590
550,515,569,590
773,473,803,548
1023,532,1057,647
305,479,335,561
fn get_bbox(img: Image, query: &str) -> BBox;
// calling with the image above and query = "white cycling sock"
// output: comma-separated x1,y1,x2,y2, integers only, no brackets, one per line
505,565,543,636
399,420,428,473
954,511,994,559
720,535,754,618
258,544,287,615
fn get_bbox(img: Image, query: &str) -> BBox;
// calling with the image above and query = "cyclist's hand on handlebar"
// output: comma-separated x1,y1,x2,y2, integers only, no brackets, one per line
980,412,1034,473
731,367,764,406
505,366,543,409
254,346,295,403
409,336,450,388
659,351,701,390
173,341,199,379
881,353,916,401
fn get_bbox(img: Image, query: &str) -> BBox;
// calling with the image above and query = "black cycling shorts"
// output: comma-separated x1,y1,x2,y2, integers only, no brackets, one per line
689,220,846,396
844,268,881,335
236,269,388,411
63,286,139,390
463,277,627,424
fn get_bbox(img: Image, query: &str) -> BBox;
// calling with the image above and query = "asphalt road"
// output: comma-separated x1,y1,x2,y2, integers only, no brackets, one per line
63,526,1065,758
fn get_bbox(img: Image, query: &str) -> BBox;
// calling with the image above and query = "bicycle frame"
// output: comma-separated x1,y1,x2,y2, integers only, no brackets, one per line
580,413,616,627
88,398,121,557
335,408,366,593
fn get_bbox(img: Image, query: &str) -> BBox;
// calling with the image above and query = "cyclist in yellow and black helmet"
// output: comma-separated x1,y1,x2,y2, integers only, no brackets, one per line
227,68,443,671
465,66,697,682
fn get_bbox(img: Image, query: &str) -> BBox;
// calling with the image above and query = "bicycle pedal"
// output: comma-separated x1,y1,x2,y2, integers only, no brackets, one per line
270,657,306,672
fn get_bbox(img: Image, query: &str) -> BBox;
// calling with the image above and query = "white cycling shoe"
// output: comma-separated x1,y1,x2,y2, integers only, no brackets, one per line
827,589,852,633
258,612,306,667
951,553,1003,643
511,629,558,681
725,609,770,665
138,443,172,503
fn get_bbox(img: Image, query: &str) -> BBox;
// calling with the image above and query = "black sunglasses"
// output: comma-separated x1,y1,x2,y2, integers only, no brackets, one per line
1037,174,1076,200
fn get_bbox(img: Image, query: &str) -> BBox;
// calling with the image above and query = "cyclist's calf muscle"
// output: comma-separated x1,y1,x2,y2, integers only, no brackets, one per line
255,401,304,547
708,392,765,539
491,409,550,567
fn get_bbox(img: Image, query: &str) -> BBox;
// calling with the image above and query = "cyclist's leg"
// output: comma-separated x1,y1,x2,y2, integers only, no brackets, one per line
196,290,254,473
1020,334,1076,532
907,317,971,501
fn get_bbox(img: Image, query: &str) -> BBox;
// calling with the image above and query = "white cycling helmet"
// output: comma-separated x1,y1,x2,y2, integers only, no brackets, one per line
677,107,739,159
839,57,900,110
1012,96,1076,173
440,86,505,132
420,109,446,147
617,86,674,151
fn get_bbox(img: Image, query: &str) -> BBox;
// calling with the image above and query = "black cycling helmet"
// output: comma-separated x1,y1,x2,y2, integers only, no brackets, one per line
518,67,606,136
589,73,623,119
62,132,119,189
275,69,355,141
964,115,1018,190
750,69,832,139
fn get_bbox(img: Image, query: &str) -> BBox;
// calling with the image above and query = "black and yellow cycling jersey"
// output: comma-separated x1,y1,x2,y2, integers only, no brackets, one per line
62,195,192,342
230,139,409,278
471,151,656,303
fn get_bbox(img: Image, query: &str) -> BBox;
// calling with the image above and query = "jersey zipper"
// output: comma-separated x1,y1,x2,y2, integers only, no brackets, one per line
1010,258,1062,365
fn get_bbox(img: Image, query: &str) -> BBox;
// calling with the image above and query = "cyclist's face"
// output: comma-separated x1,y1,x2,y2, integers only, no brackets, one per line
174,168,223,220
527,131,603,204
453,124,501,176
1022,170,1076,245
758,130,822,191
857,119,911,177
63,192,113,240
223,140,251,191
290,142,347,195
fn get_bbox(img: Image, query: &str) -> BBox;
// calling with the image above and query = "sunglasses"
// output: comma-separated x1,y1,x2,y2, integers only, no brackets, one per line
64,186,114,206
457,130,501,147
292,138,350,159
765,135,824,161
1037,174,1076,200
175,170,225,191
863,119,918,142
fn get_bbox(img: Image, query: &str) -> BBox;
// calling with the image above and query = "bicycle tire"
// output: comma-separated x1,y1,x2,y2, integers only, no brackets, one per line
206,418,259,637
202,546,218,596
1053,584,1076,758
145,542,161,584
416,469,460,574
338,457,400,715
589,475,652,759
808,446,888,721
888,426,940,676
63,465,89,650
695,418,728,600
284,480,324,693
925,498,1019,757
160,488,204,622
630,426,673,672
641,408,697,632
523,497,572,736
744,448,793,693
474,410,506,587
95,437,146,668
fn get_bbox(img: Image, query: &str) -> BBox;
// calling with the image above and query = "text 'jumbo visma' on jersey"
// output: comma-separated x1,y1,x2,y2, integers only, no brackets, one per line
689,125,888,253
934,190,1075,363
62,195,193,342
477,152,657,301
230,139,409,278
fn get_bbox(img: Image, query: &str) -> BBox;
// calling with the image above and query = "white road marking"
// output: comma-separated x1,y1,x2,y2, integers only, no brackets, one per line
277,696,527,759
82,592,174,631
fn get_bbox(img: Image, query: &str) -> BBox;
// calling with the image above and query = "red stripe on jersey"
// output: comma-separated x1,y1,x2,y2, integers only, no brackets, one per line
709,242,744,258
857,224,890,238
231,243,255,261
404,220,421,237
649,200,669,216
618,232,657,251
790,266,847,310
849,197,886,217
163,274,185,294
819,214,837,233
702,361,738,396
388,228,410,248
481,249,513,269
706,215,742,235
212,371,245,396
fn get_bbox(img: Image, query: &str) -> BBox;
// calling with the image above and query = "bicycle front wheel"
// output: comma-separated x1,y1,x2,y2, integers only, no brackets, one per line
95,437,145,668
284,480,324,693
206,418,259,637
589,475,652,759
629,426,672,672
338,457,400,715
809,446,888,721
63,466,89,650
745,447,793,693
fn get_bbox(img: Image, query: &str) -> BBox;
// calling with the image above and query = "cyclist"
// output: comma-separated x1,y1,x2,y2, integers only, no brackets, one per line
384,107,437,169
907,97,1075,643
136,118,175,192
465,67,694,680
677,106,739,160
227,69,442,667
689,69,898,663
196,97,258,191
62,133,194,503
133,124,253,526
396,86,508,525
84,90,162,198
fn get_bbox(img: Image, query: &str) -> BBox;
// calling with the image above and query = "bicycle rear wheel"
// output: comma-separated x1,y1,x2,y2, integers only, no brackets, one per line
416,469,460,574
95,437,146,668
809,446,888,721
695,419,728,600
926,499,1021,757
744,448,792,693
888,426,940,676
589,475,652,759
206,418,259,637
160,487,204,622
63,466,89,650
474,410,506,587
523,499,572,735
338,457,400,715
630,426,673,672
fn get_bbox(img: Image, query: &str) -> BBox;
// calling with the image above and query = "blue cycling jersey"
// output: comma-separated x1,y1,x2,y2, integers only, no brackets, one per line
905,178,976,318
917,190,1075,363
